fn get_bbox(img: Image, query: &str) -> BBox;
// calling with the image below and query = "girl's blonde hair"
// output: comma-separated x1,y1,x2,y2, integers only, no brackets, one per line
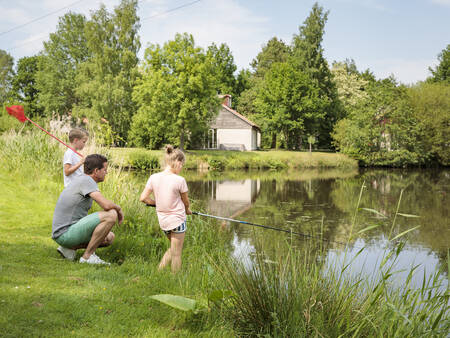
164,144,185,168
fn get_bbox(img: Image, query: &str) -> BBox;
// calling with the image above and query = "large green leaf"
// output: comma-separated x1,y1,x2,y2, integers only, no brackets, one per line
149,294,196,311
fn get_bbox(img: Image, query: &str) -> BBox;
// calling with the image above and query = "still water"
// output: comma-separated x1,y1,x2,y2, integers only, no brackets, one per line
183,168,449,289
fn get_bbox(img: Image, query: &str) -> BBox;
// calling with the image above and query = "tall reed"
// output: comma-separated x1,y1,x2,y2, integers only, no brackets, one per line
212,194,449,337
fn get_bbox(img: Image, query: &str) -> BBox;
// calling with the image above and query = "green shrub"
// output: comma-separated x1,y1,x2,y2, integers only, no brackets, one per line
208,158,225,171
129,152,160,170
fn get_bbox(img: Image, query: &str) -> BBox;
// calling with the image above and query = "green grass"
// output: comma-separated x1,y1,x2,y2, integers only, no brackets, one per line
0,131,234,337
109,147,358,171
1,130,448,337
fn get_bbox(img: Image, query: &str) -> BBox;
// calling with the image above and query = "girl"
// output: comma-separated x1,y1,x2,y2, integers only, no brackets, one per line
139,145,192,272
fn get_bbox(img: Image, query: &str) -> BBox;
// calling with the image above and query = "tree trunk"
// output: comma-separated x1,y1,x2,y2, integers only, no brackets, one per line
180,130,185,151
271,132,277,149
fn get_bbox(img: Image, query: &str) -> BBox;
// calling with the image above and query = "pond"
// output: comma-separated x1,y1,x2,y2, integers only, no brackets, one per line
137,168,449,289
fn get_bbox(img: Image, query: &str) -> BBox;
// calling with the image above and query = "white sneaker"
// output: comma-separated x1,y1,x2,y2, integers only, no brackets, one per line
79,253,110,265
57,246,76,261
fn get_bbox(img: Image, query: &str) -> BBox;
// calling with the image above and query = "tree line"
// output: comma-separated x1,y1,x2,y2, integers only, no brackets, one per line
0,0,448,166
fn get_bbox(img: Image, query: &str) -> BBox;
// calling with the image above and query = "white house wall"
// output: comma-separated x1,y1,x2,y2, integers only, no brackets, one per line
216,179,256,202
217,129,254,150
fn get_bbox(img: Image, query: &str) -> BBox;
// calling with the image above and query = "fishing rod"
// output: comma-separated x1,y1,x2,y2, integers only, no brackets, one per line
146,204,350,247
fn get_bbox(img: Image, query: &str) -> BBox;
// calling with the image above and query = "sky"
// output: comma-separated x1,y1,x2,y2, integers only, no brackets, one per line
0,0,449,84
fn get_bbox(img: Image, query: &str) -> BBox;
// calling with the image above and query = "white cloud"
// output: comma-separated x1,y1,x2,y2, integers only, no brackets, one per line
139,0,270,69
330,0,390,12
431,0,450,7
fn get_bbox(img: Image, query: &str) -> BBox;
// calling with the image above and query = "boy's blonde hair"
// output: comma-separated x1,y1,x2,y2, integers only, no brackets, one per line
69,128,89,142
164,144,185,168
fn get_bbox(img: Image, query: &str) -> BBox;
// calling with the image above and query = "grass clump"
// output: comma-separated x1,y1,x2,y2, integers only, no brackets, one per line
213,239,449,337
128,150,160,170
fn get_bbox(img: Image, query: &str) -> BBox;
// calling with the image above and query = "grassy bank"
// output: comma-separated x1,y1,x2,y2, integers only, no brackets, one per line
109,147,358,171
1,130,448,337
0,131,234,337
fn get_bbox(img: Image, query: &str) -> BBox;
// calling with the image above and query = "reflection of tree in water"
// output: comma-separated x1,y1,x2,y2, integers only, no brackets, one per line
330,169,449,270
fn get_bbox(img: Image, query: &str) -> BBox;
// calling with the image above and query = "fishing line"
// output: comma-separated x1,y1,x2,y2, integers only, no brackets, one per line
146,204,352,248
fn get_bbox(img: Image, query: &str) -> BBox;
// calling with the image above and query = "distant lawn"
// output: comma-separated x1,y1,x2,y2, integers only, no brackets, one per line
109,148,358,170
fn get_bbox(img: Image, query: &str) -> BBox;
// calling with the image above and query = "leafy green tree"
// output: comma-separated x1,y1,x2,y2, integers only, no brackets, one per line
238,37,290,148
428,44,449,83
36,12,89,116
331,60,369,112
408,82,450,165
251,37,290,79
130,33,220,150
0,49,14,105
332,77,424,166
207,43,237,96
12,56,44,118
73,0,140,144
254,62,321,150
291,2,340,148
233,68,251,108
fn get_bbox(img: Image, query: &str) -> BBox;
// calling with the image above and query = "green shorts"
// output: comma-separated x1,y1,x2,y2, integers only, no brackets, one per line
55,212,101,248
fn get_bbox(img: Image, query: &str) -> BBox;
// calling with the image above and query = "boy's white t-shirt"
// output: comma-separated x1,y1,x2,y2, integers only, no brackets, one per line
63,149,83,187
146,171,188,231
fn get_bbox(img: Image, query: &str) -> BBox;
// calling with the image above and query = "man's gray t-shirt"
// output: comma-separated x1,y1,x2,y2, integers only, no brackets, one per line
52,175,99,239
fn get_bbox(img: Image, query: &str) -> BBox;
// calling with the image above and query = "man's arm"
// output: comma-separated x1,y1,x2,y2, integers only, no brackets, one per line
139,186,156,206
90,191,123,224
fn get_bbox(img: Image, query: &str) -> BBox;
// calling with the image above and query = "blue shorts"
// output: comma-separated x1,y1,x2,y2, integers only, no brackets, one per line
163,221,187,235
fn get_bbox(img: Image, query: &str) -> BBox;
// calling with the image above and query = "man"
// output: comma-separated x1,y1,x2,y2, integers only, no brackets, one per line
52,154,124,265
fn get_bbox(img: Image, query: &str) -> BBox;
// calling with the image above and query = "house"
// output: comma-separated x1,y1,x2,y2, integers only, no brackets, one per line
205,95,261,151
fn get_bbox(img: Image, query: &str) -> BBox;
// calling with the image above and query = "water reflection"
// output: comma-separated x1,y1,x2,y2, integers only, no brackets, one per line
186,169,449,288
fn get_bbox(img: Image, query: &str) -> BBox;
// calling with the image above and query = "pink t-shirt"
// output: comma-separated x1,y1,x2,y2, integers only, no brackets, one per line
146,170,189,231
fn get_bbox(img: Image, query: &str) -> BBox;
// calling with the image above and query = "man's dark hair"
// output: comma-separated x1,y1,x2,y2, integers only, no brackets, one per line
84,154,108,174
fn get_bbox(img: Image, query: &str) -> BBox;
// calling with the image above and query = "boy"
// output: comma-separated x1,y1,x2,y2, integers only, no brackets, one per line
64,128,88,187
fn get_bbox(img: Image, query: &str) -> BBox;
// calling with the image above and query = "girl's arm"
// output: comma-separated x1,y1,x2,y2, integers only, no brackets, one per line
181,192,192,215
139,185,156,206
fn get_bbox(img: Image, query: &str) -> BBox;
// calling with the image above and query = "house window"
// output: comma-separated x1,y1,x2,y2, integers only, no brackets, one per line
208,129,217,149
207,128,217,149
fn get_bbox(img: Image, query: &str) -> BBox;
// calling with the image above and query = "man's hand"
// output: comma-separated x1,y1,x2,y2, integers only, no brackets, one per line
186,207,192,215
117,207,124,224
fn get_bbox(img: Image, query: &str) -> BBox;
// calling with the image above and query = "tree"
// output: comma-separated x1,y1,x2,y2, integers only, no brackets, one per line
291,2,340,148
428,44,449,83
207,43,237,96
233,68,251,108
408,82,450,165
331,60,369,112
12,56,44,118
332,77,424,166
36,12,89,116
254,62,321,150
238,37,290,148
250,37,290,78
73,0,141,144
130,33,220,150
0,49,14,105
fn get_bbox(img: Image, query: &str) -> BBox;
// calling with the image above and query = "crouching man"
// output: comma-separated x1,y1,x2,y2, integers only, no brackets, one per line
52,154,124,265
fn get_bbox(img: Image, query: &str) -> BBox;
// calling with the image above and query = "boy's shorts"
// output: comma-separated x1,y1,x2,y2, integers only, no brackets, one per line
54,212,101,248
163,221,187,235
